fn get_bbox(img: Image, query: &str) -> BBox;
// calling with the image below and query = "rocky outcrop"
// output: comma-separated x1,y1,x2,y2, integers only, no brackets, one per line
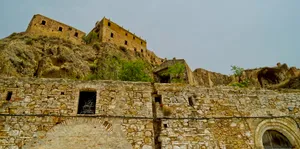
193,68,232,87
0,33,155,80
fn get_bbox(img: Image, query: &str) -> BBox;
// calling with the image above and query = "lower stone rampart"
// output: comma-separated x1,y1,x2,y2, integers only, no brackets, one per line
0,78,300,149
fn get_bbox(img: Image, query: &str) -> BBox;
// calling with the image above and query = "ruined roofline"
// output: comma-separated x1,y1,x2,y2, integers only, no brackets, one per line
101,17,147,43
33,14,86,34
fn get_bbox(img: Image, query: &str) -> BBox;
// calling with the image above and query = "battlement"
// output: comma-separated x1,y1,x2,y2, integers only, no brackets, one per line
26,14,86,44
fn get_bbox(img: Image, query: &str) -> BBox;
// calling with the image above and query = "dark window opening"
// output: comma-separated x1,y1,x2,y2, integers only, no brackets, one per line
159,75,171,83
155,95,162,104
133,37,135,40
263,130,292,149
188,97,194,107
69,27,72,31
41,20,46,25
125,40,128,45
141,41,143,45
163,124,168,128
61,92,64,95
74,32,78,37
134,47,137,52
77,91,96,114
58,27,63,32
111,33,114,38
108,22,111,26
125,33,128,36
161,59,164,62
141,49,143,53
6,91,12,101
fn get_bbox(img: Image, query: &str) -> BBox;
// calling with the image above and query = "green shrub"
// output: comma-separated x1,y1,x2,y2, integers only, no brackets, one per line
82,32,98,44
25,39,33,45
119,60,152,82
93,43,101,50
230,79,249,88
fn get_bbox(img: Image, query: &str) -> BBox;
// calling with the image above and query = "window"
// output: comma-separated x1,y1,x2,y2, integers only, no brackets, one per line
125,33,128,36
74,32,78,37
188,97,194,107
69,27,72,31
134,47,137,52
133,37,135,40
41,20,46,25
155,95,162,104
58,27,63,32
141,49,143,53
110,33,114,38
77,91,96,114
125,40,128,45
141,41,143,45
108,22,111,26
6,91,12,101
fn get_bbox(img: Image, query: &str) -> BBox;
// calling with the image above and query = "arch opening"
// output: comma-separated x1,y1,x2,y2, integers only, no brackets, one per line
263,130,293,149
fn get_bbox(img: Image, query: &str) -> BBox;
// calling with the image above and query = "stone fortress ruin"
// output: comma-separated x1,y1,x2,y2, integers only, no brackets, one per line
0,14,300,149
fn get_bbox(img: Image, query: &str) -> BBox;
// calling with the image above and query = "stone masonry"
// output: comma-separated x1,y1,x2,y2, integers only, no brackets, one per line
0,77,300,149
26,14,86,44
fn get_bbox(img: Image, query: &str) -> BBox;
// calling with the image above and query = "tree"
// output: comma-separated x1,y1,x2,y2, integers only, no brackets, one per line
119,60,152,82
167,62,186,83
231,65,244,83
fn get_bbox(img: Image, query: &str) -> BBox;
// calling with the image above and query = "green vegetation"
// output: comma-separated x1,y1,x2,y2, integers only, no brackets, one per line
82,31,98,44
25,39,33,45
230,65,249,87
119,60,153,82
162,62,186,83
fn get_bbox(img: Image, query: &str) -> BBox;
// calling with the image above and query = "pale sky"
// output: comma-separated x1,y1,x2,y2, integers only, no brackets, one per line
0,0,299,74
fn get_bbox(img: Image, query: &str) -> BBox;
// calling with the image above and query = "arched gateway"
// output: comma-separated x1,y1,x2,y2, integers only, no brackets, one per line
254,118,300,149
263,130,293,149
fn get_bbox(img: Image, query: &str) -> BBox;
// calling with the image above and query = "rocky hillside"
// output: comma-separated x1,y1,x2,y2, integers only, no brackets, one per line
193,64,300,89
0,33,154,80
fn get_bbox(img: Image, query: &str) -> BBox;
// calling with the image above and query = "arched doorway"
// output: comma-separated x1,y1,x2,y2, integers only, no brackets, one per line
263,130,293,149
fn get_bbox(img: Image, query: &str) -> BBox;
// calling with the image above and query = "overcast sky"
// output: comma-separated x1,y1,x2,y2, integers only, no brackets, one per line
0,0,299,74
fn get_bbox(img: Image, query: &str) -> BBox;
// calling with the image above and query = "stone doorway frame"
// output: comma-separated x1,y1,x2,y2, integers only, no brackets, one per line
254,118,300,149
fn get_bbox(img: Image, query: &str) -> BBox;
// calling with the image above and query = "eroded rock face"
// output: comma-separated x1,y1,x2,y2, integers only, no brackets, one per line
193,68,232,87
0,33,154,80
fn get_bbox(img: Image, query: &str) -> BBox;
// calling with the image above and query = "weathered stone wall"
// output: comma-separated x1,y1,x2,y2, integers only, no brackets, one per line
89,18,163,65
0,78,154,149
1,78,300,149
26,14,86,44
154,84,300,148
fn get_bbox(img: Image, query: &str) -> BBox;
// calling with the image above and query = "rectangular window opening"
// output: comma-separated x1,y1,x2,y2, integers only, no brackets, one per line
141,49,144,53
155,95,162,104
41,20,46,25
77,91,96,114
108,22,111,26
6,91,12,101
125,33,128,36
74,32,78,37
125,40,128,45
111,33,114,38
188,97,194,107
133,37,135,40
58,27,63,32
134,47,137,52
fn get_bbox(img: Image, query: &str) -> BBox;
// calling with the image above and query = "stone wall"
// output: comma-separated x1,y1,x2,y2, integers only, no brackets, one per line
26,14,86,44
1,77,300,149
154,84,300,148
89,18,163,65
0,78,154,149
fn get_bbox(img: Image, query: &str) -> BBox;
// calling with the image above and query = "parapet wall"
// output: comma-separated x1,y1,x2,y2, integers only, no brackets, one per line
26,14,86,44
1,77,300,149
